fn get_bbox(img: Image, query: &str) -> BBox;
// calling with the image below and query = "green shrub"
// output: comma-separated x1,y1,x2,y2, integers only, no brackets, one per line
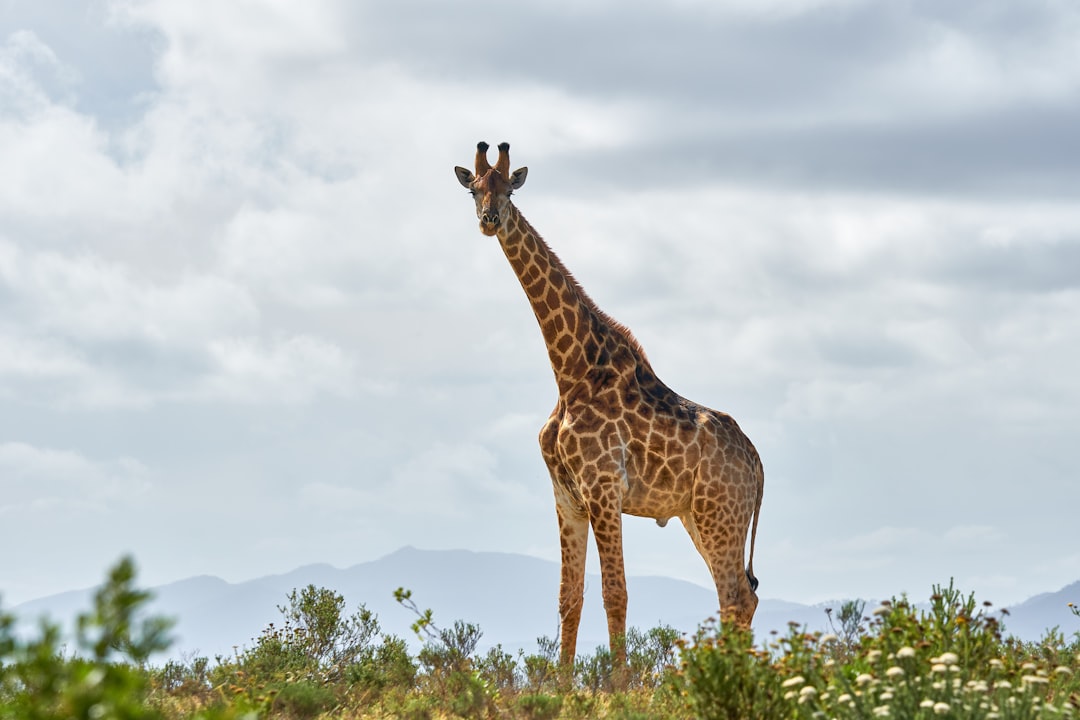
519,633,560,692
345,633,416,693
8,563,1076,719
0,557,174,720
576,644,616,694
237,584,380,683
269,679,335,719
516,692,563,720
477,643,517,692
219,582,393,713
671,579,1080,720
625,624,680,688
444,669,497,719
671,620,786,720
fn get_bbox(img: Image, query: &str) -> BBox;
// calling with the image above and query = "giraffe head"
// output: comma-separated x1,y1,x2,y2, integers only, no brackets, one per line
454,141,528,236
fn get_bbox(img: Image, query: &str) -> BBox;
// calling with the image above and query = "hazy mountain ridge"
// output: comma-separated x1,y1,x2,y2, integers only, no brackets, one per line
11,548,1078,663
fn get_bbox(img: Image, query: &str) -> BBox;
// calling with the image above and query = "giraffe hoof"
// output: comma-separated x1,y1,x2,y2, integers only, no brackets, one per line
656,517,669,528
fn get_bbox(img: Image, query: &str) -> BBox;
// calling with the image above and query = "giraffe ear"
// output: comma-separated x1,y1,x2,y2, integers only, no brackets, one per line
454,166,474,188
509,166,528,190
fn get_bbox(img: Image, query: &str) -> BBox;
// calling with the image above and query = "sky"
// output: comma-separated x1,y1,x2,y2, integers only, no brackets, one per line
1,0,1079,613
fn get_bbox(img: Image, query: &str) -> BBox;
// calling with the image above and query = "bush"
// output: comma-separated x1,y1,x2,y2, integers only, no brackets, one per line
516,692,564,720
0,557,173,720
672,579,1080,720
237,584,380,683
269,679,335,719
626,624,681,688
671,620,786,720
8,563,1076,719
345,633,416,693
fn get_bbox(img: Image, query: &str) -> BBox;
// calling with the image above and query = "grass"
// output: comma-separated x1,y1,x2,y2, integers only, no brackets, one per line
2,560,1078,719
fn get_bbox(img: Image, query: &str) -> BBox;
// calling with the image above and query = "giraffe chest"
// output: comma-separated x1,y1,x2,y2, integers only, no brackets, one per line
543,401,702,519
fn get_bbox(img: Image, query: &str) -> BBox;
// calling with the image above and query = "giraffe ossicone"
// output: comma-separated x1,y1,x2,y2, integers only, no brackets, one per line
454,141,764,668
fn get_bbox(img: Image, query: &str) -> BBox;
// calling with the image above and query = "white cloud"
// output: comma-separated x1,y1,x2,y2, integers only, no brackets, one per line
306,442,537,522
1,0,1078,611
0,441,150,515
870,6,1080,116
113,0,349,95
0,333,89,380
3,245,256,343
199,334,356,404
0,29,75,113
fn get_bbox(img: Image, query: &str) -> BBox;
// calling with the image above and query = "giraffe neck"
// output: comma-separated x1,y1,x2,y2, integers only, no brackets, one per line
496,204,649,397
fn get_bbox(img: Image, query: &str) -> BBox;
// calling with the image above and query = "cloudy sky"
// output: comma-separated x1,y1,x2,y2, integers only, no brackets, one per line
2,0,1078,616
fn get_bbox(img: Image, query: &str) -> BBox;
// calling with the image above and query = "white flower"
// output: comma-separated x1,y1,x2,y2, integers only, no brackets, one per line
838,694,852,704
872,605,890,616
782,676,806,688
880,692,894,701
83,669,106,688
856,673,875,686
886,666,904,679
933,702,951,715
939,652,959,665
989,659,1004,670
896,647,916,659
920,700,936,709
931,663,948,674
799,686,818,698
995,680,1012,690
873,706,890,717
867,649,883,663
819,633,838,644
1021,662,1037,671
1022,675,1049,686
1054,666,1072,676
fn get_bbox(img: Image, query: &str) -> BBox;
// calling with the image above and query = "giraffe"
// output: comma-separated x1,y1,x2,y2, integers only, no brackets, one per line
454,141,764,668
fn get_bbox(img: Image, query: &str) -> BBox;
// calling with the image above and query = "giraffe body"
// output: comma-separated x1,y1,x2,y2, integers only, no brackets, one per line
455,142,763,667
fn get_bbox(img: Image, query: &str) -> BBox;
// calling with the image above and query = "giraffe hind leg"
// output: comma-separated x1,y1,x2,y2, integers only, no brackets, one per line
682,511,759,628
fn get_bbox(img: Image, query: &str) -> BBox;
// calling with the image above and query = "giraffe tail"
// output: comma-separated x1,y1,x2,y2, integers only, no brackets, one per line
745,459,764,593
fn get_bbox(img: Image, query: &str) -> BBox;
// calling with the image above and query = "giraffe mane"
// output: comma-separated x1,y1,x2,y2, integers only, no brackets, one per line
515,212,655,372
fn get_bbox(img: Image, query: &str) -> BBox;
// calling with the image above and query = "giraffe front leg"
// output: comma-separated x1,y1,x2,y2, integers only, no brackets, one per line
586,489,628,671
556,503,588,668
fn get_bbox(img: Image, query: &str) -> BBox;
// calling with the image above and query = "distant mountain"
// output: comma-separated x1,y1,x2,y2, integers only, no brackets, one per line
11,548,1078,663
1000,580,1080,641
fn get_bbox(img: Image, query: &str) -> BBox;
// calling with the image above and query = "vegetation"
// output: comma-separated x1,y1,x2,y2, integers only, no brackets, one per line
2,560,1078,718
